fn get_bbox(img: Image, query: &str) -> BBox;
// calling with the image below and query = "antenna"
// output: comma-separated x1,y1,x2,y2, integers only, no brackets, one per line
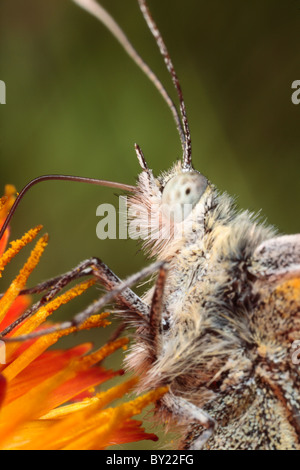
0,0,194,241
137,0,192,169
0,175,135,241
72,0,192,164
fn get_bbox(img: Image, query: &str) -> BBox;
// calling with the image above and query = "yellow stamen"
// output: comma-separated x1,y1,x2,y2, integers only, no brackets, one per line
73,336,129,370
5,279,96,361
0,235,48,323
0,185,16,219
0,226,43,277
3,312,108,382
0,196,7,212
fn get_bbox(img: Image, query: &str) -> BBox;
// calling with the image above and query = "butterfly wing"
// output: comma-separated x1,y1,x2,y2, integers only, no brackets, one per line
250,234,300,282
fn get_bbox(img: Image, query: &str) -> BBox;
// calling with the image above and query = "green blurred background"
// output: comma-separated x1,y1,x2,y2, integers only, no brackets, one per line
0,0,299,449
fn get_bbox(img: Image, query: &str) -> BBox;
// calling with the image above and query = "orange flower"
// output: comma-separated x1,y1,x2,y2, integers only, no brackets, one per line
0,187,167,450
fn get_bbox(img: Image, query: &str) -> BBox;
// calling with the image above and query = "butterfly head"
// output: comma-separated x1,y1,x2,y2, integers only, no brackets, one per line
127,147,211,259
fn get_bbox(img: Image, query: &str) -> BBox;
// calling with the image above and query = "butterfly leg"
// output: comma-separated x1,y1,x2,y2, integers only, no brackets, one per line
92,258,150,322
0,257,151,338
162,394,216,450
149,265,168,358
146,266,216,449
2,260,164,341
0,258,98,337
88,258,151,341
0,270,89,300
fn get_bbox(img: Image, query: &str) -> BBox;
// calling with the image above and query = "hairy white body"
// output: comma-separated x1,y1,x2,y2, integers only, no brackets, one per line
126,161,300,449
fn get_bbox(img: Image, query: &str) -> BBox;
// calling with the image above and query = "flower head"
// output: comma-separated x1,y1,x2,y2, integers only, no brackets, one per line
0,186,167,450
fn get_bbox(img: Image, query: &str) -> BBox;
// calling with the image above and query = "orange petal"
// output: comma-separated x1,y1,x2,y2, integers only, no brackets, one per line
10,340,92,366
0,337,129,436
16,377,140,449
2,314,107,382
41,376,139,421
0,376,6,409
62,386,168,450
0,366,70,447
43,368,123,413
0,228,10,258
4,344,93,405
0,296,31,331
70,389,95,402
107,419,159,445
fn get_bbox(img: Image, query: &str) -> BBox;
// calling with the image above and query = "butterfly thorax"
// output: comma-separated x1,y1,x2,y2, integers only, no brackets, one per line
126,164,300,449
127,171,274,383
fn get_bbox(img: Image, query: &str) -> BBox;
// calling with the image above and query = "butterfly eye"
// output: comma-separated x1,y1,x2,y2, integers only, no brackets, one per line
161,172,208,222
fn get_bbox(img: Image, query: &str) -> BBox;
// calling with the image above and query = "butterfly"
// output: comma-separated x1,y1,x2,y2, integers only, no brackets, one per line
0,0,299,450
